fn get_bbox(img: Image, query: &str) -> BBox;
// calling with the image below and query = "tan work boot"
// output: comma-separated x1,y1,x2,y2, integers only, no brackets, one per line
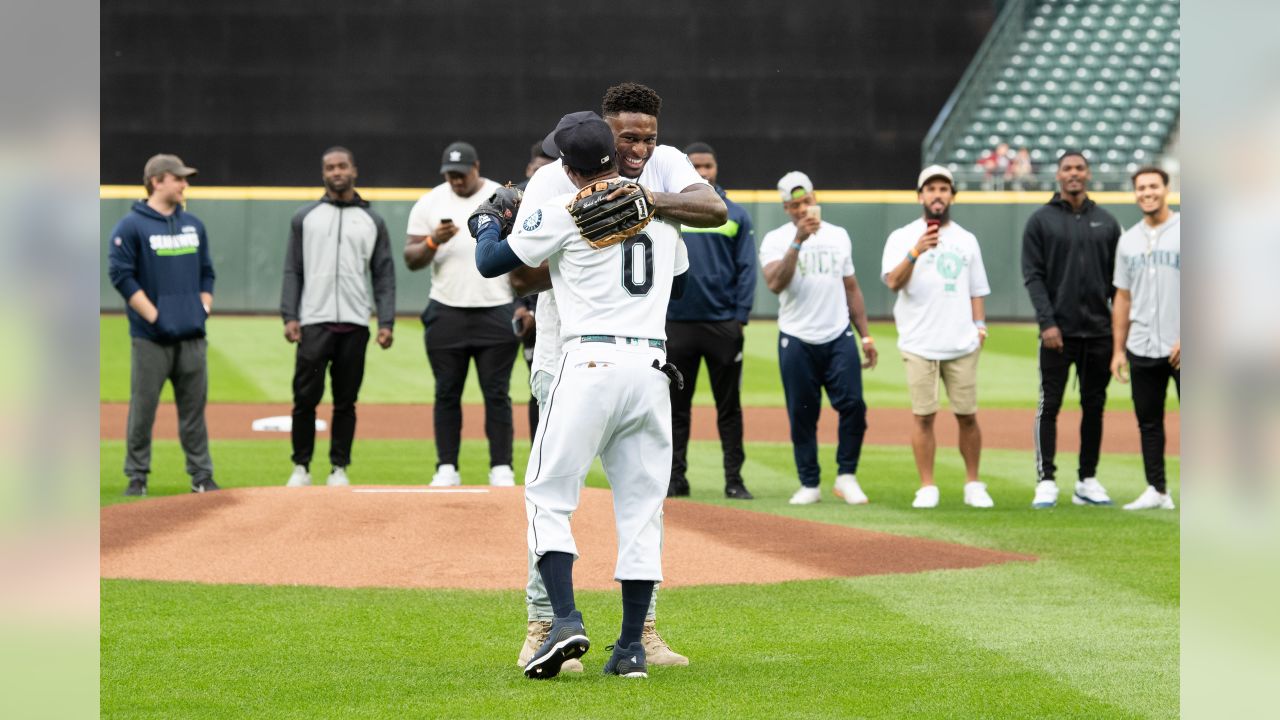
641,620,689,666
517,620,583,672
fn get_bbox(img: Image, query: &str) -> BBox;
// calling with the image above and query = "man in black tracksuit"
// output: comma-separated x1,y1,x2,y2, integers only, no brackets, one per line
665,143,758,499
1022,152,1122,509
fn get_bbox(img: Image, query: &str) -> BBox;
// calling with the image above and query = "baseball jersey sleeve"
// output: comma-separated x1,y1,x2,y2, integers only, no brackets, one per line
968,234,992,298
1113,227,1135,290
406,192,438,236
516,160,572,226
507,203,572,267
654,145,709,193
675,237,690,275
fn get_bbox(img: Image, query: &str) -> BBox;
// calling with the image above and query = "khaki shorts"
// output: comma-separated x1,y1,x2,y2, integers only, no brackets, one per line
902,349,980,416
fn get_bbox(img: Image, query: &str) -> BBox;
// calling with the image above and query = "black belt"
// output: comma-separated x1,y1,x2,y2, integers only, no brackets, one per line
579,334,666,352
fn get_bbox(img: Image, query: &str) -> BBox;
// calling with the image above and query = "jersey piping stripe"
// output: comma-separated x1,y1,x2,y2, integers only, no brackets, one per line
528,350,572,558
99,185,1178,206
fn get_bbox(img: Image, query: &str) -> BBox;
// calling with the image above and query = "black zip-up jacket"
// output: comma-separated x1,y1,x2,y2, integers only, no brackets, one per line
1021,193,1122,337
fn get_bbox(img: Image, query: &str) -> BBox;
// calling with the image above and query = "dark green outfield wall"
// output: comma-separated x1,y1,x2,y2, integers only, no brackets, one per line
99,196,1169,321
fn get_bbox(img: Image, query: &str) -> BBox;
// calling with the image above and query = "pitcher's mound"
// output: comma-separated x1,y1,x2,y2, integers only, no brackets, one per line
101,487,1032,590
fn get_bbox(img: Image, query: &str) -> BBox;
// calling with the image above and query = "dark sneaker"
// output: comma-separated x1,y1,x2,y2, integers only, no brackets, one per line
724,482,754,500
192,479,221,493
524,610,589,679
124,479,147,497
667,477,690,498
603,641,648,678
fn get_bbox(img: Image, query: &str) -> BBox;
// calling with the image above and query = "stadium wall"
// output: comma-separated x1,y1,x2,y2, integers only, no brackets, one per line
99,189,1177,321
100,0,994,189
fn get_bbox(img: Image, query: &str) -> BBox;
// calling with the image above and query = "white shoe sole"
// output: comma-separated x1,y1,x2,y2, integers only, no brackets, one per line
524,635,589,679
1071,494,1113,506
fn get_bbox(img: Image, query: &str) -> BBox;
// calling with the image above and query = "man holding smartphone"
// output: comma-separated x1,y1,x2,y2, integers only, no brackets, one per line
760,171,877,506
405,141,519,487
881,165,994,509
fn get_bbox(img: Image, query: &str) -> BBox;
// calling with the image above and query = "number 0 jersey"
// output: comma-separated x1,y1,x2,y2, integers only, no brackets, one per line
507,188,688,343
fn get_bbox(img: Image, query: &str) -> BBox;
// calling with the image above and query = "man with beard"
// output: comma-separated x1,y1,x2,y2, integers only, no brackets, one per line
280,146,396,487
1022,151,1122,508
881,165,994,509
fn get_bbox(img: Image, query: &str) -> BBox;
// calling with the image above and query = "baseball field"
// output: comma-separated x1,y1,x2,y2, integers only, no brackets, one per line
99,315,1178,719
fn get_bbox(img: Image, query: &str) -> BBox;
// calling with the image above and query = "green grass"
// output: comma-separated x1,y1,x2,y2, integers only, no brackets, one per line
100,315,1176,411
102,439,1178,719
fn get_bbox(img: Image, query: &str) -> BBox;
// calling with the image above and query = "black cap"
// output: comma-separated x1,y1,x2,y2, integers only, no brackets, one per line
550,111,615,173
440,142,479,175
540,128,559,159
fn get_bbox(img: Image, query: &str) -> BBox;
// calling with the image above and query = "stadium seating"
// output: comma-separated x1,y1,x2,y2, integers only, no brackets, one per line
923,0,1180,190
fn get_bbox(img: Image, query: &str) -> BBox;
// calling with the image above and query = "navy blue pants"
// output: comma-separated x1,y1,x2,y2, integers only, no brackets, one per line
778,331,868,487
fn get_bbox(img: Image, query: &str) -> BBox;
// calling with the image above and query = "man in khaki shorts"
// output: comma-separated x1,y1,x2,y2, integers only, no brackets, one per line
881,165,994,508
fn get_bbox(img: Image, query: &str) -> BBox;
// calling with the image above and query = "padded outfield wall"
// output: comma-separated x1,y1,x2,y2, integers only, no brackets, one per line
99,188,1178,321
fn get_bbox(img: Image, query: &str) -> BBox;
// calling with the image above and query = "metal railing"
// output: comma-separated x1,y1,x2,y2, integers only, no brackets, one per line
921,0,1033,166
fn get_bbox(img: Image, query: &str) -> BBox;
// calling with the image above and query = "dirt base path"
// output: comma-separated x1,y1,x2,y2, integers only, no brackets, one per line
101,486,1031,590
101,403,1177,454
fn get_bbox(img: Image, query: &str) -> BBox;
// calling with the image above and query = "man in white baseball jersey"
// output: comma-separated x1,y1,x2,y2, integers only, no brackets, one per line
1110,166,1180,510
404,142,519,488
881,165,994,509
508,84,726,672
761,171,877,506
472,112,689,679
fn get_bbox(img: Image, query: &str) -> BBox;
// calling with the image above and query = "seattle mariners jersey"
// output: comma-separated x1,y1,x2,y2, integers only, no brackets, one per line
507,187,688,343
516,145,706,380
1114,212,1180,358
759,221,856,344
881,218,991,360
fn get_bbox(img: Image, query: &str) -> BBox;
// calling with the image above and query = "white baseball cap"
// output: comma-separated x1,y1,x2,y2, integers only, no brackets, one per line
777,171,814,202
916,164,954,191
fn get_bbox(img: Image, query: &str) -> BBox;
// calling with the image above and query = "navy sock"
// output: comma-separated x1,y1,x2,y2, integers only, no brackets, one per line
537,552,577,619
618,580,655,648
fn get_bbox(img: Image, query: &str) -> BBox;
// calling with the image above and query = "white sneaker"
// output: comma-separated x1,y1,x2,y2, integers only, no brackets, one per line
789,486,822,505
1072,477,1113,506
326,466,350,486
430,464,462,487
1031,480,1059,509
488,464,516,487
286,465,311,487
833,474,869,504
912,485,940,508
1123,485,1175,510
964,481,995,508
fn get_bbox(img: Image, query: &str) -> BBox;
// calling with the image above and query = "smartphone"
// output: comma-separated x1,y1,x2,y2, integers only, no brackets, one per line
439,218,453,224
806,205,822,222
925,218,941,231
511,317,523,336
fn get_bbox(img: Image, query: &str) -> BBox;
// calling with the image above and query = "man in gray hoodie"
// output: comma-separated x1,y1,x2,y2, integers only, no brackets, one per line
280,146,396,487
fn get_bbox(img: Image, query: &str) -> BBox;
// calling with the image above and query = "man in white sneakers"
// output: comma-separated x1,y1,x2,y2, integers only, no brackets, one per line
281,147,396,488
881,166,994,509
1110,166,1179,510
760,171,877,505
405,142,519,487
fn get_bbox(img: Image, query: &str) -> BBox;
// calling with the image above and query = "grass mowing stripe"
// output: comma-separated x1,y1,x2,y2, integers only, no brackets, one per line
102,315,1173,411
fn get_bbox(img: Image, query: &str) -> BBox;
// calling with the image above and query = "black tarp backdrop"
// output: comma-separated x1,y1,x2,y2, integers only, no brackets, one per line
102,0,993,189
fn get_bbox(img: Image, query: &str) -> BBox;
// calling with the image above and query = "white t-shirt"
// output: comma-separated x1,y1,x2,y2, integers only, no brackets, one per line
881,219,991,360
759,221,856,345
406,178,514,307
517,145,707,377
507,183,688,343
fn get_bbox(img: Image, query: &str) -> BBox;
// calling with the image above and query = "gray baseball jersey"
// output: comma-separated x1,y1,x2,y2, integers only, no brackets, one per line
1113,212,1180,358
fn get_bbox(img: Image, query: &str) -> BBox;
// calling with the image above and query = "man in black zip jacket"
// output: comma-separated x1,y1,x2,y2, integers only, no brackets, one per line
107,154,218,496
280,147,396,488
1022,152,1122,509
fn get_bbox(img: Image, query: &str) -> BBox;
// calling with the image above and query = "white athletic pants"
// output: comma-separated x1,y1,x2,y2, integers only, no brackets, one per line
524,339,671,582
